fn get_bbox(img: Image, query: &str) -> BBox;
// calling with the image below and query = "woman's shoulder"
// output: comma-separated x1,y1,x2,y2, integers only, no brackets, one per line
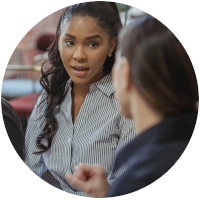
29,91,48,120
94,74,115,97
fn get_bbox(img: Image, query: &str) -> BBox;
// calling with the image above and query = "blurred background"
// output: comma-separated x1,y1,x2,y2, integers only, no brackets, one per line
1,3,146,190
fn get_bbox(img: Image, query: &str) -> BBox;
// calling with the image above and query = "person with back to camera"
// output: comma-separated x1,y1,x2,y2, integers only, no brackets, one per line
66,14,199,197
25,2,136,196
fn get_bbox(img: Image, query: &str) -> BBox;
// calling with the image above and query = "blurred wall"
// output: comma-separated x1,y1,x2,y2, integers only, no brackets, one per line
8,10,61,66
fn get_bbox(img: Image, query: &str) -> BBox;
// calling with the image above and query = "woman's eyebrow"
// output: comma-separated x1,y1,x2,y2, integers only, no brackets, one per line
85,35,103,40
63,33,103,40
64,33,76,39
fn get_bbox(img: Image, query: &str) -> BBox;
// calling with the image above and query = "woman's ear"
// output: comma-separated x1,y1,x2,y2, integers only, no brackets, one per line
121,58,132,91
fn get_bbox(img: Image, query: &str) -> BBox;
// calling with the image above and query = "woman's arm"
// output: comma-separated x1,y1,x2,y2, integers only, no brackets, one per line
107,116,136,184
116,116,136,153
25,95,47,177
66,164,109,198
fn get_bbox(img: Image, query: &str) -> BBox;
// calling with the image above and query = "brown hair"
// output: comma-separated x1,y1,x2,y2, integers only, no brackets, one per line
119,15,198,116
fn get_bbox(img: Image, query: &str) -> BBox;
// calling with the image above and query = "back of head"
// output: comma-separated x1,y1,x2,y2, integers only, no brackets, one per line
120,14,198,116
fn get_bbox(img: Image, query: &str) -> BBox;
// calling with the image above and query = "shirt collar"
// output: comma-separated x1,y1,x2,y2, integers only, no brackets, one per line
67,78,73,88
65,73,115,97
92,73,114,97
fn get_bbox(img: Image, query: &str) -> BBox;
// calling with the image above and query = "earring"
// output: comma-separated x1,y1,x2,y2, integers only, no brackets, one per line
108,54,112,57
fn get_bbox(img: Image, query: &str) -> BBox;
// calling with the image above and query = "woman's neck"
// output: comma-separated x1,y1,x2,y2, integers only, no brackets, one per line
72,71,106,98
130,92,164,135
72,83,90,99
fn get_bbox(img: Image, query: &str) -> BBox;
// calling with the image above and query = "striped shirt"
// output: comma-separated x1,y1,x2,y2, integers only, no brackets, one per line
25,74,136,196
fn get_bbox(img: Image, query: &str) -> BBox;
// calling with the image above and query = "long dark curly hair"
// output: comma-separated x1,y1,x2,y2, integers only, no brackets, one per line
34,2,122,154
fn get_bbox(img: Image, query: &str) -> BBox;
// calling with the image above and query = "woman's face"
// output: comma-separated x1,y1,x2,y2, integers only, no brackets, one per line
112,49,132,119
58,15,116,86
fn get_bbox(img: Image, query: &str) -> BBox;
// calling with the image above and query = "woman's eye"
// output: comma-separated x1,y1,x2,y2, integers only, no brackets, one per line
88,42,99,48
65,40,74,46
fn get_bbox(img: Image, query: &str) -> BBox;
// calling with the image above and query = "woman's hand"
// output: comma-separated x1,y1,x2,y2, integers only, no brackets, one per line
65,164,109,198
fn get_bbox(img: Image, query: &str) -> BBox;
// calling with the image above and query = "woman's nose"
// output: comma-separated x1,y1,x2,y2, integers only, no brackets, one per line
73,46,86,62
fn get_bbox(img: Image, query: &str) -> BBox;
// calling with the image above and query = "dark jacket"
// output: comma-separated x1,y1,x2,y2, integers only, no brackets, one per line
107,113,197,197
1,98,25,160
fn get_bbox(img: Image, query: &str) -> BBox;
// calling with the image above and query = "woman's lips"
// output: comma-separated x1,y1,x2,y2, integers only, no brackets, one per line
71,66,89,77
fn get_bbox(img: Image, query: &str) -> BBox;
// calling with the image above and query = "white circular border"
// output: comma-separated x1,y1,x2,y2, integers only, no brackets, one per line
0,0,199,199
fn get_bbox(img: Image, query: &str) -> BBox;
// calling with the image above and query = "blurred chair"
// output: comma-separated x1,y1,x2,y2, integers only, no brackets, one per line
9,93,39,118
6,65,41,118
2,97,25,160
36,33,54,52
2,68,42,100
32,33,53,72
2,33,53,100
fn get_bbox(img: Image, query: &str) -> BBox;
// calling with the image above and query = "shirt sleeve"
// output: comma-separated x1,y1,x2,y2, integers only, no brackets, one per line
25,95,47,177
116,116,136,154
107,115,136,184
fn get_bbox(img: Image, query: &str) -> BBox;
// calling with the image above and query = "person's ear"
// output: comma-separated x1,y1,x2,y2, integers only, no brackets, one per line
121,57,131,91
108,37,117,56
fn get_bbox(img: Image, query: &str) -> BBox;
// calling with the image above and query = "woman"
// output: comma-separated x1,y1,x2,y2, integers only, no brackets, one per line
25,2,135,196
66,14,199,197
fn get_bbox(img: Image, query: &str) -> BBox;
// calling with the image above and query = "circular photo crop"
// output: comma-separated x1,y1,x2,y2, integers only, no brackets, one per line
1,1,199,199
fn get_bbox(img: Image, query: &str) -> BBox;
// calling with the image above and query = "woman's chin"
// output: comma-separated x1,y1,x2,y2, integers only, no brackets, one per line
70,76,92,86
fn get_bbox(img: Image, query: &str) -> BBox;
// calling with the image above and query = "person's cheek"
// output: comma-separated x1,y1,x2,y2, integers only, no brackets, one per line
112,63,118,89
113,66,121,101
